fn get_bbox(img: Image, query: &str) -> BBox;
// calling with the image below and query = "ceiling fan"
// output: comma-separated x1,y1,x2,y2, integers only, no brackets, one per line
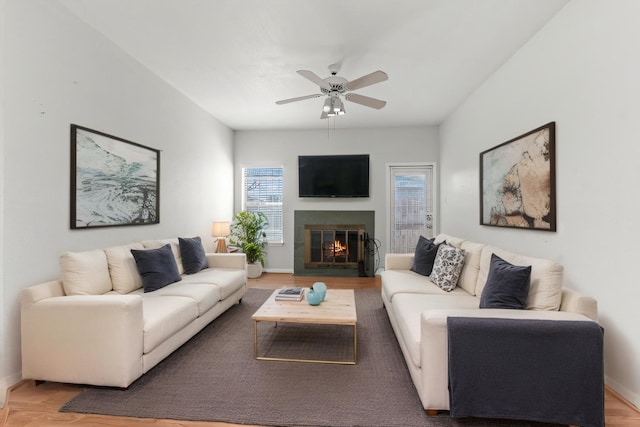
275,64,388,119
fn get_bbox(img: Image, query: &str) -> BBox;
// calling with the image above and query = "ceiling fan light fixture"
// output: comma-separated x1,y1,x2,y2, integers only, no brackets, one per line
322,98,332,113
332,97,344,113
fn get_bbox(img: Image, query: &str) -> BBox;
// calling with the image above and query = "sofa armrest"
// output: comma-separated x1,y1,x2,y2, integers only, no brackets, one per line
205,253,247,270
419,308,596,411
384,253,414,270
560,287,598,321
21,294,144,387
22,280,65,306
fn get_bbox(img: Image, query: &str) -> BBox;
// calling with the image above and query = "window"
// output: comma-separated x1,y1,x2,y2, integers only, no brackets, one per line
242,167,283,244
387,164,436,253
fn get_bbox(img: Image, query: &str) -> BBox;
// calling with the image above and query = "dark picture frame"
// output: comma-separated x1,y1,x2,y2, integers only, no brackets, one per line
480,122,556,231
70,124,160,229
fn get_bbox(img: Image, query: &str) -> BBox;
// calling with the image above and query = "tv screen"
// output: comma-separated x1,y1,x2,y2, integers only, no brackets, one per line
298,154,370,198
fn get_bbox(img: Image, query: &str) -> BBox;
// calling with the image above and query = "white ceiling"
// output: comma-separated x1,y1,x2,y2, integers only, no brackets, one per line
59,0,568,131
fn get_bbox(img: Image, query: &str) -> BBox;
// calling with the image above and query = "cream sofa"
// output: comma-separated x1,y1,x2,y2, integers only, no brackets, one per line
380,233,599,412
21,237,246,388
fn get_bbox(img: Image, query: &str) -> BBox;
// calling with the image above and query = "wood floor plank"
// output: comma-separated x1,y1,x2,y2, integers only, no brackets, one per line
4,273,638,426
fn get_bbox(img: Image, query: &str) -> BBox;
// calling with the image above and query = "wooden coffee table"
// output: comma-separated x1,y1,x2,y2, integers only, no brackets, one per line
252,288,358,365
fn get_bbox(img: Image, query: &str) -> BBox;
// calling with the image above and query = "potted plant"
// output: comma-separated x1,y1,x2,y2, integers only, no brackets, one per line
243,242,265,266
230,211,268,278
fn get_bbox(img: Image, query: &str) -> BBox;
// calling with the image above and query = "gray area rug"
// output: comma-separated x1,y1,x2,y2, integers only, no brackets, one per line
60,288,559,427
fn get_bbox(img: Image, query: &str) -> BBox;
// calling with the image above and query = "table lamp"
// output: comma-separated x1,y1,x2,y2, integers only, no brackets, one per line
211,221,230,253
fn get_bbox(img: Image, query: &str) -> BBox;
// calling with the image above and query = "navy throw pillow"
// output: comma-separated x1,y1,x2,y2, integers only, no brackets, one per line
480,253,532,310
179,236,208,274
131,244,182,292
410,236,440,276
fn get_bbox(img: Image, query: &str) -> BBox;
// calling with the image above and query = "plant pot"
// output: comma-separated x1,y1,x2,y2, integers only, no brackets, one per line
246,262,263,279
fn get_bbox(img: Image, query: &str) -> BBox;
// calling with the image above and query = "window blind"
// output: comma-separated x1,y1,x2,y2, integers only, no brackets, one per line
242,167,283,244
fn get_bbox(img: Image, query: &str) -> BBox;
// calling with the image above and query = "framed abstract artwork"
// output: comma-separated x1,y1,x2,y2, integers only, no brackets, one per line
480,122,556,231
70,124,160,229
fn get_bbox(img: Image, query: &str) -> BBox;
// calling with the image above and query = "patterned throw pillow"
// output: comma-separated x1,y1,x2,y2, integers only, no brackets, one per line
429,244,466,292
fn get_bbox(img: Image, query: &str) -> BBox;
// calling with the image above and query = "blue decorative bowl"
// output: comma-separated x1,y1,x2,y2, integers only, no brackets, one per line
312,282,327,301
306,289,323,306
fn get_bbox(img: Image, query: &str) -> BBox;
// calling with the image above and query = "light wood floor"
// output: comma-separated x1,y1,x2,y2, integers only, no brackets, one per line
2,273,639,427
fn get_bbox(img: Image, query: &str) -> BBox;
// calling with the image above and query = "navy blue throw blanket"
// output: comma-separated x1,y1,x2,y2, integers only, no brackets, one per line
447,317,604,427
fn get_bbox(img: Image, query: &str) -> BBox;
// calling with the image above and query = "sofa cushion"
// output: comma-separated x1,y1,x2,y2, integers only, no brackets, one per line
476,245,563,311
429,245,466,292
60,249,112,295
131,244,182,292
141,238,184,275
141,295,198,354
180,268,246,300
380,270,473,303
480,254,531,310
179,237,208,274
458,241,485,295
105,243,144,294
153,282,221,316
410,236,440,276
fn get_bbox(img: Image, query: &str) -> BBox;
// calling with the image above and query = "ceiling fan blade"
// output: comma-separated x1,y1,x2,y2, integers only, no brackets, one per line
344,70,388,91
320,110,329,119
345,93,387,109
275,94,322,105
297,70,332,91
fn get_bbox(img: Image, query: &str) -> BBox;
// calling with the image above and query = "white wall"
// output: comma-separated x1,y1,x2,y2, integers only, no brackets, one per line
0,0,7,408
439,0,640,408
234,127,439,272
0,0,234,404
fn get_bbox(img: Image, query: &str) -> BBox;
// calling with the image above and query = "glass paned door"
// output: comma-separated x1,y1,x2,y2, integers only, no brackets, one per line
389,165,434,253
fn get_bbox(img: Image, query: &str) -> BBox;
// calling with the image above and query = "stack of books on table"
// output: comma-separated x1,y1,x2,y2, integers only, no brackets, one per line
275,287,304,301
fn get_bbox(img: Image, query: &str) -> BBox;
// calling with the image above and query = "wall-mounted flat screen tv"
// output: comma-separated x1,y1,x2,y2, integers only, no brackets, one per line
298,154,370,198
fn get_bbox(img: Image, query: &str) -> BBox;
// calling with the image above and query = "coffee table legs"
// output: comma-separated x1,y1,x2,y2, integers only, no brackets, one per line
353,323,358,363
253,320,357,365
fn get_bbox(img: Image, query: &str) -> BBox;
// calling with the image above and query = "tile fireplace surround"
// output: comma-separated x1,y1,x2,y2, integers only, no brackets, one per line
294,210,375,277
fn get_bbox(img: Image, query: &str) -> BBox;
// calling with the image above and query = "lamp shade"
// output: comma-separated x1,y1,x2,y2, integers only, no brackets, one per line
322,97,332,113
211,221,230,237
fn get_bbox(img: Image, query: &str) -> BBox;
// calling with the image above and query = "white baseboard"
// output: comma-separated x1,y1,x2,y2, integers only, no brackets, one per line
0,371,22,408
263,268,293,274
606,374,640,410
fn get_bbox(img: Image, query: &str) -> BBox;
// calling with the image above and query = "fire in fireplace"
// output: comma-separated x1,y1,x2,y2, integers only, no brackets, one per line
326,239,347,258
304,224,365,269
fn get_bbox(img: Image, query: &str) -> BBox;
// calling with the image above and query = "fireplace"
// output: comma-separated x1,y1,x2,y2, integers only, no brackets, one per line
294,210,374,277
304,224,365,269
